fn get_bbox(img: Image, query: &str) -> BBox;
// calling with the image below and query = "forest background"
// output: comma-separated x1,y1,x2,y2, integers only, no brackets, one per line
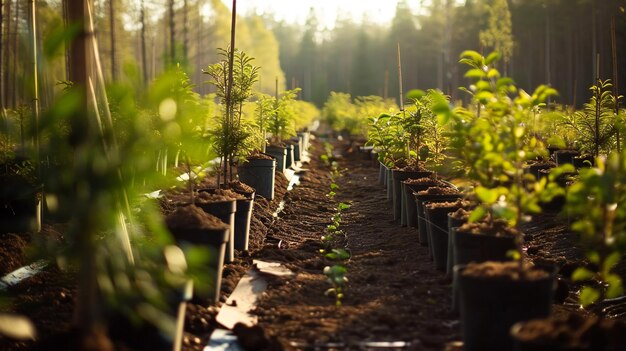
0,0,624,112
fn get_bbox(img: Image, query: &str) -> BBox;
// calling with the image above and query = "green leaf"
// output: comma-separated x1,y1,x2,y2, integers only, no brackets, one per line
460,50,483,64
496,77,515,89
338,202,351,211
464,68,486,80
580,286,600,307
330,183,339,191
603,252,621,274
606,274,624,299
484,52,502,65
475,91,494,102
487,68,500,79
475,186,499,204
572,267,594,281
468,206,487,223
406,89,425,100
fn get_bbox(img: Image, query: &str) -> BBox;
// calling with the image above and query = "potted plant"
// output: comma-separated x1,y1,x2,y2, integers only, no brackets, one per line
204,47,264,254
0,148,41,233
236,93,276,200
557,79,622,165
266,88,300,172
511,152,626,350
436,50,567,351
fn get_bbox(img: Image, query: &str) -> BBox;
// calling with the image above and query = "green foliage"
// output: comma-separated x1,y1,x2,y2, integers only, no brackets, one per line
405,89,450,168
147,65,213,198
366,89,449,168
322,92,356,134
319,158,352,306
557,80,622,157
436,50,567,266
366,113,407,166
566,153,626,306
324,93,398,139
267,89,300,142
29,66,218,337
204,47,260,179
323,264,348,306
479,0,513,64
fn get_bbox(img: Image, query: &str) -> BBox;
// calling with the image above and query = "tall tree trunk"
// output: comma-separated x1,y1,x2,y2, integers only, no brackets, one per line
3,0,10,107
28,0,38,174
66,0,112,349
182,0,188,62
611,14,620,152
168,0,174,65
11,0,18,107
0,0,4,112
108,0,116,80
591,0,597,87
545,4,551,107
140,0,147,85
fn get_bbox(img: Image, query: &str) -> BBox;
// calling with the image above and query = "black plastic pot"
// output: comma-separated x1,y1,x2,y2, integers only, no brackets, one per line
108,279,193,351
573,155,594,169
386,168,393,204
265,145,287,172
527,163,555,181
457,264,556,351
392,169,434,224
292,139,302,162
454,229,516,267
400,175,438,228
285,143,295,169
510,314,621,351
238,157,276,200
0,175,42,233
233,190,255,251
196,190,237,263
170,226,229,303
447,214,468,276
555,150,580,166
379,162,387,186
415,193,461,247
424,203,465,271
452,228,517,313
402,179,432,228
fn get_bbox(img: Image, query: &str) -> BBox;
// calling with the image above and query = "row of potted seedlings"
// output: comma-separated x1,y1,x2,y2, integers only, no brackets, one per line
367,51,625,351
162,129,311,304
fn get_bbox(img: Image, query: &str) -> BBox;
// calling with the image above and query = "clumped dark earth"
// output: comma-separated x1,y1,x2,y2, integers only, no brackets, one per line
0,137,625,350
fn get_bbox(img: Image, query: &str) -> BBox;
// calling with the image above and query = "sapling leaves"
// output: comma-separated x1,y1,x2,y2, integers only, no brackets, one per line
580,287,601,307
572,267,595,282
338,202,351,211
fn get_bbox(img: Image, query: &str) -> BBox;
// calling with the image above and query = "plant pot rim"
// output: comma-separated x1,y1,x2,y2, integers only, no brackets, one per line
455,262,557,282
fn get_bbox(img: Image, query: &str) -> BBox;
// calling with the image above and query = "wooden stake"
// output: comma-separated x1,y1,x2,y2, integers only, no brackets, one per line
224,0,236,184
611,15,620,152
397,43,404,111
29,0,39,177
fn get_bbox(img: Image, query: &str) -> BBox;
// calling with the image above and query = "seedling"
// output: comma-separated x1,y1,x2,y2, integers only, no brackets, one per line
436,50,567,269
324,264,348,306
567,154,626,307
204,47,260,186
558,79,622,157
324,249,351,306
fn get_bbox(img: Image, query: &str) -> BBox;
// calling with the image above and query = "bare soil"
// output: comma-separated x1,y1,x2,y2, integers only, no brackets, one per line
0,137,625,351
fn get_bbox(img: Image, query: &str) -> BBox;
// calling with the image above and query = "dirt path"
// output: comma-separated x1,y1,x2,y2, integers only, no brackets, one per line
253,140,461,350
